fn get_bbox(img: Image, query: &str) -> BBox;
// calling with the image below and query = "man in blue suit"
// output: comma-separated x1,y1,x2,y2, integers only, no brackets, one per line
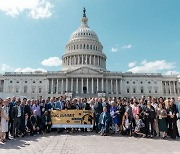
54,96,65,110
98,107,111,136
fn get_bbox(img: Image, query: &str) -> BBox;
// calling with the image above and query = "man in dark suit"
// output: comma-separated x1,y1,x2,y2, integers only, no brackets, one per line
94,97,103,132
24,99,32,117
12,100,24,137
30,110,41,135
9,96,16,136
41,111,51,133
21,113,33,136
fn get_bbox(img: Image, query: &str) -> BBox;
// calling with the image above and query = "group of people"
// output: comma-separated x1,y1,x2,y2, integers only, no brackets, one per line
0,95,180,143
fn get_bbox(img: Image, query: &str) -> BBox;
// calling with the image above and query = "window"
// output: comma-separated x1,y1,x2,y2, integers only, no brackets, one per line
148,81,151,84
127,88,130,93
133,88,136,93
127,81,129,84
39,81,42,83
33,81,35,83
10,81,13,83
25,81,27,83
24,86,27,93
155,90,157,93
141,87,144,93
17,81,19,83
149,90,151,93
16,87,19,93
141,81,143,84
133,81,135,84
39,88,42,93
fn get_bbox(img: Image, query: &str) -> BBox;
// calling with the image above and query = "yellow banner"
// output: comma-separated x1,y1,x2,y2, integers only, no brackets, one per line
51,110,94,128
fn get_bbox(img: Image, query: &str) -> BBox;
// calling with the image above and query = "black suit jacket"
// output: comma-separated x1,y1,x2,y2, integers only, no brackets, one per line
12,105,24,120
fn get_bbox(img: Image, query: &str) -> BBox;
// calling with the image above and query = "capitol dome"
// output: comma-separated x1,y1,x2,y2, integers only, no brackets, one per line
61,8,107,71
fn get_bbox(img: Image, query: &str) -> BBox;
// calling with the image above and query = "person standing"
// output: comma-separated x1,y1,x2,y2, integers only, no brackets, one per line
12,100,23,138
1,99,9,142
9,96,16,136
166,98,178,139
157,103,167,139
144,101,156,138
176,97,180,136
94,98,103,132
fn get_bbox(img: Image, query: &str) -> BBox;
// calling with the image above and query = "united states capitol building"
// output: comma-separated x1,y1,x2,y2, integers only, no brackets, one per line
0,9,180,99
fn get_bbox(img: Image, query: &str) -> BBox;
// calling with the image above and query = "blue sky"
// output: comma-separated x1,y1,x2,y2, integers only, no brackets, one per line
0,0,180,75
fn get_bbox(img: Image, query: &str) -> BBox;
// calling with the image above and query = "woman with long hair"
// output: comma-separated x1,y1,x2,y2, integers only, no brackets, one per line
157,103,167,139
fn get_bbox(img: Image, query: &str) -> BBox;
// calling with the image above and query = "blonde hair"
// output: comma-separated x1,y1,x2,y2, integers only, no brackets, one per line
164,99,170,109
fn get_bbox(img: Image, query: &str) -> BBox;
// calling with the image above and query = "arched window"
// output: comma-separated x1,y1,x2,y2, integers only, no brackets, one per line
83,44,86,49
74,45,75,50
93,45,95,50
87,44,89,49
140,87,144,93
90,45,92,49
80,44,82,49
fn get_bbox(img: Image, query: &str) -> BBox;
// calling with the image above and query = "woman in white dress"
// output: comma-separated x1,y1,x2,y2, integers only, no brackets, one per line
1,99,9,142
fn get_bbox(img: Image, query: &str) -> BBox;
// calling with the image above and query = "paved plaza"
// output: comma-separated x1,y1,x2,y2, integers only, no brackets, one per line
0,132,180,154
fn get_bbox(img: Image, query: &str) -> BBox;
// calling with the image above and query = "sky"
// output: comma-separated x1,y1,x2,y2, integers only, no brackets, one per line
0,0,180,75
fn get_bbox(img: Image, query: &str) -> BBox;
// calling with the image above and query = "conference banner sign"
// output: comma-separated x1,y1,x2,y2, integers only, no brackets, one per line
51,110,94,128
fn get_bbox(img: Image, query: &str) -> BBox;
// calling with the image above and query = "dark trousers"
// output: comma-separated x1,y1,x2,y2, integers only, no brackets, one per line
13,117,21,136
168,118,178,139
146,118,154,136
98,122,109,134
94,114,100,132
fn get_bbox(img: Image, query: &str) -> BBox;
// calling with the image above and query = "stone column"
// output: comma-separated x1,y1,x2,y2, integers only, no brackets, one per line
94,56,96,65
56,79,59,94
90,55,92,65
119,79,121,94
111,79,113,94
78,55,80,65
81,78,84,94
106,79,108,93
86,78,89,93
164,81,166,95
102,78,104,92
97,56,99,66
174,81,176,94
51,79,53,94
169,81,172,94
71,78,73,92
76,78,78,93
82,55,84,64
66,78,68,92
96,78,99,92
116,79,118,94
86,55,88,64
92,78,94,94
61,79,64,94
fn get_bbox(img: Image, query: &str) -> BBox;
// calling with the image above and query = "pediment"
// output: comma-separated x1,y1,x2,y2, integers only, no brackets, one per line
67,67,102,75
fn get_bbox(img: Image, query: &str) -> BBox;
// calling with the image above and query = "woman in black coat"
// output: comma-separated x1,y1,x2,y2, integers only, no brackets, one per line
165,99,178,139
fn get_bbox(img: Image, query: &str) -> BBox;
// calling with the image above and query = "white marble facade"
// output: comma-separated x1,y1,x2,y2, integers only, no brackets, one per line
0,10,180,99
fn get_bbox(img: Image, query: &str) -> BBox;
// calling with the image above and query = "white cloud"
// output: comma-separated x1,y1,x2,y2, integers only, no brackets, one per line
15,67,47,72
121,44,132,49
0,0,54,19
41,57,62,67
111,47,118,52
165,71,180,75
128,60,175,73
0,64,13,72
111,44,132,52
128,61,137,68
